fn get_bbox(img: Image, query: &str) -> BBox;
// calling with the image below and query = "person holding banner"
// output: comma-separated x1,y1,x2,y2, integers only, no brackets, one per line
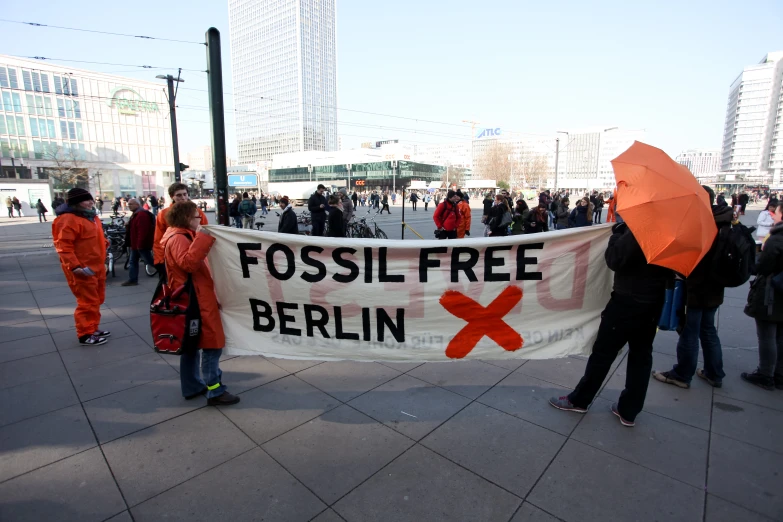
549,222,671,427
161,201,239,406
153,183,208,280
433,190,461,239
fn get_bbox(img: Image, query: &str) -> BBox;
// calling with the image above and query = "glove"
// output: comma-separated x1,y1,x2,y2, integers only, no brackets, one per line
465,231,470,236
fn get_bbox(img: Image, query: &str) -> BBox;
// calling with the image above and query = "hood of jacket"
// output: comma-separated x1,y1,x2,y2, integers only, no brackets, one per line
161,226,194,249
712,204,734,226
768,221,783,237
54,203,96,221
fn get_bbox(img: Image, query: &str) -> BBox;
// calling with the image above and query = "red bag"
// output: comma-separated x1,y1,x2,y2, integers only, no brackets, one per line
150,274,201,355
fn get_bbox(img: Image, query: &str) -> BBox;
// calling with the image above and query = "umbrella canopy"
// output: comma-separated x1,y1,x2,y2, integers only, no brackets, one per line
611,141,717,276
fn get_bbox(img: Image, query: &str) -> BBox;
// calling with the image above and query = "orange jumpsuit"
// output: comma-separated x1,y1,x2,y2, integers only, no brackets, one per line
606,190,618,223
153,206,208,265
456,200,472,238
52,211,108,338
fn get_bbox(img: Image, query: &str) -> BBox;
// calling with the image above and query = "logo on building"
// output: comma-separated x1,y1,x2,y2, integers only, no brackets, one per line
106,87,160,115
475,128,501,139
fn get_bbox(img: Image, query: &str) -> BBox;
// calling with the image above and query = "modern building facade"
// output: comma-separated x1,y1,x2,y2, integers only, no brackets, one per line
720,51,783,187
228,0,338,164
0,55,175,200
676,148,721,183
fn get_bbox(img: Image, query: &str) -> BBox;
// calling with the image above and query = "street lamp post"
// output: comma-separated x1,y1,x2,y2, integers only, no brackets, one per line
595,127,618,191
555,131,569,192
156,71,185,182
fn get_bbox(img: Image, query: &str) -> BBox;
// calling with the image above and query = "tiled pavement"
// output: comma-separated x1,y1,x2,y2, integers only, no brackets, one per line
1,253,782,522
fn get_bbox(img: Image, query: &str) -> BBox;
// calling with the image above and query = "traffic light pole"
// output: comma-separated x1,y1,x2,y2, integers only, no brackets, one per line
160,71,183,183
206,28,230,226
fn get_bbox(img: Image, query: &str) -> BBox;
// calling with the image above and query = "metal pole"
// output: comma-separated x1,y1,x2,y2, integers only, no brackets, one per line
554,137,559,191
165,76,182,183
206,28,229,226
401,184,405,240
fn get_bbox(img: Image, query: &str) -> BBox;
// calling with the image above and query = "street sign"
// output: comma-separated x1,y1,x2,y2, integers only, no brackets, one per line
228,174,258,187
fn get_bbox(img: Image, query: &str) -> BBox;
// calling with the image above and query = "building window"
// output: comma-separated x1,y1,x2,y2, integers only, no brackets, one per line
22,70,32,91
56,99,65,117
12,93,21,112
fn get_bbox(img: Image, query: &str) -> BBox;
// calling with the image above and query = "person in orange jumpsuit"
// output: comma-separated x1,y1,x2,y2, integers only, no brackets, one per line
153,182,208,280
456,190,472,238
606,190,618,223
161,201,239,406
52,188,111,345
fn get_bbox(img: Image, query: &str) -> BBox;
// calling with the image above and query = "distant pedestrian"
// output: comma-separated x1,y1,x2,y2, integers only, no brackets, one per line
410,191,419,211
229,193,243,229
392,192,397,205
149,194,159,216
12,197,22,217
36,199,48,222
121,198,155,287
239,191,257,229
5,196,13,218
277,197,298,234
424,193,432,211
380,192,391,214
327,195,345,237
96,197,104,215
259,193,269,215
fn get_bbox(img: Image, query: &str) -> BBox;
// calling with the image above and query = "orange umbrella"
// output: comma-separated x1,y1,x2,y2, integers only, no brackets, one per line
611,141,716,276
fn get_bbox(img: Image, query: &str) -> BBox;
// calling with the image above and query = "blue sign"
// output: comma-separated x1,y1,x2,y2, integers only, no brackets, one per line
228,174,258,187
476,128,501,139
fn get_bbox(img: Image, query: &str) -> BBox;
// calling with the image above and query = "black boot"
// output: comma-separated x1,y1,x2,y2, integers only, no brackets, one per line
741,370,775,391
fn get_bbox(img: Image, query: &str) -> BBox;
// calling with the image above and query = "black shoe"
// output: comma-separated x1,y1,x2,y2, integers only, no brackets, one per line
93,330,111,338
185,387,207,400
611,403,635,427
741,370,775,391
79,334,107,346
207,392,240,406
121,281,138,286
775,375,783,391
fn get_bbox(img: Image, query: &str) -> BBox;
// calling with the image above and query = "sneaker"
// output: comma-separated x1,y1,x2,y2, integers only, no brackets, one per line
185,387,207,400
207,392,240,406
775,376,783,391
741,371,775,391
696,369,722,388
652,370,690,389
120,281,138,286
93,330,111,338
79,334,107,346
548,396,588,413
611,403,635,427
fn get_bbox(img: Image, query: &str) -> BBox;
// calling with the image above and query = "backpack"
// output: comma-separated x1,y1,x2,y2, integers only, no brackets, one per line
712,223,756,288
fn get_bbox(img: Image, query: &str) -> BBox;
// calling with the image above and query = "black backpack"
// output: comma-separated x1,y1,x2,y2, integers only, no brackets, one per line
712,223,756,288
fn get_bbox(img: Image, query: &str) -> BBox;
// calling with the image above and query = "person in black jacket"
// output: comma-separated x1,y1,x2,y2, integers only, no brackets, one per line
487,194,511,236
653,186,732,389
742,203,783,390
550,222,671,427
307,184,328,236
326,195,345,237
277,197,298,234
524,202,549,234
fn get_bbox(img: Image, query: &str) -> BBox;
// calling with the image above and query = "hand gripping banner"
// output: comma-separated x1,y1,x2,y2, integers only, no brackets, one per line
206,225,614,362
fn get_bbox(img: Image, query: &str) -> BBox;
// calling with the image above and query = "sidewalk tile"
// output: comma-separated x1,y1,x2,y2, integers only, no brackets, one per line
297,361,400,402
705,494,776,522
1,292,39,311
83,378,205,443
528,440,703,522
262,404,413,504
0,351,66,390
0,404,96,482
0,374,78,427
33,284,75,300
0,308,43,327
719,306,758,349
408,360,511,399
708,433,783,519
131,448,325,522
60,334,151,372
334,445,520,522
516,357,590,388
103,291,153,308
105,511,133,522
651,330,680,357
479,358,528,371
70,352,176,401
27,279,69,291
218,356,290,394
0,447,126,522
51,319,137,351
571,397,709,488
421,402,564,497
311,508,344,522
348,374,471,441
0,320,50,343
478,371,583,436
0,280,30,297
221,375,339,444
102,407,255,507
509,503,561,522
0,332,56,364
378,361,425,373
123,315,154,347
109,301,153,321
715,371,783,412
712,397,783,453
601,353,713,430
265,357,323,373
45,309,120,333
721,346,762,370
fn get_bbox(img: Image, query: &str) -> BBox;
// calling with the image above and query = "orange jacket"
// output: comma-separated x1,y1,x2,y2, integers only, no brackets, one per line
52,211,108,273
161,227,224,349
606,190,618,223
456,200,472,238
153,206,208,264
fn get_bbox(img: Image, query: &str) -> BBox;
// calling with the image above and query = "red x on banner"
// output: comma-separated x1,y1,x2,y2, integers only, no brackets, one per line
439,286,525,359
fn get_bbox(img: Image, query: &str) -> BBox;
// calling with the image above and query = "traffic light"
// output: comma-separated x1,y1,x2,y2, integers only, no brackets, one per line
179,163,189,172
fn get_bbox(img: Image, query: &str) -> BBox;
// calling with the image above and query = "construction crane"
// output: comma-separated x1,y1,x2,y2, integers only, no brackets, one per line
461,119,480,140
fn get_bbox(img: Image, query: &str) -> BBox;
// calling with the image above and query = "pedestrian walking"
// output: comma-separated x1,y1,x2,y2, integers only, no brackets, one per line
229,193,243,229
96,197,104,216
741,202,783,390
277,196,298,234
52,188,110,346
121,198,156,287
756,198,777,239
424,193,432,211
239,191,257,229
410,191,419,211
149,194,159,216
153,183,208,281
308,184,329,236
161,201,240,406
259,193,269,215
652,187,731,389
36,199,48,222
392,192,397,206
549,222,671,426
6,196,14,218
380,192,391,214
12,197,22,217
433,190,461,239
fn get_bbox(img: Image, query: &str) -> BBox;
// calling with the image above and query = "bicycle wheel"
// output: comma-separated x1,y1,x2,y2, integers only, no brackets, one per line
361,225,374,239
374,227,388,240
145,263,158,277
107,253,115,278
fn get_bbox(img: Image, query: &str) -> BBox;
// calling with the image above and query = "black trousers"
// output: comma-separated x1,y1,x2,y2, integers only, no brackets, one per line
312,218,325,236
437,230,457,239
411,201,417,210
568,293,661,421
380,204,390,214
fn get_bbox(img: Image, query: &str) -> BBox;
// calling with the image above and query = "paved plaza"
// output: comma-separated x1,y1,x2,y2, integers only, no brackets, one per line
0,207,782,522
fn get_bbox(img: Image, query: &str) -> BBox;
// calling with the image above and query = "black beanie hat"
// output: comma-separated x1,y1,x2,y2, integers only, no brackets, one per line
67,188,93,206
702,185,715,205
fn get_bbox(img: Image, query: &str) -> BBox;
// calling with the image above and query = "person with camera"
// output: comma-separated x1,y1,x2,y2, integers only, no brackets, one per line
433,190,461,239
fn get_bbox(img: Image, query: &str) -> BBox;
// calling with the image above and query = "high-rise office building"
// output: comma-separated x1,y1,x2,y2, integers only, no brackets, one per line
228,0,338,164
675,149,721,182
720,51,783,187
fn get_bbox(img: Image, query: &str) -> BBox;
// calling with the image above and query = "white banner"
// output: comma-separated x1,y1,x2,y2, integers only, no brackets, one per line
206,225,614,362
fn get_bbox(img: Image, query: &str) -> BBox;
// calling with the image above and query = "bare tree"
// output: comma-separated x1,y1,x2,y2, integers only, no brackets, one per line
474,142,514,185
513,154,550,190
43,145,88,191
443,164,468,188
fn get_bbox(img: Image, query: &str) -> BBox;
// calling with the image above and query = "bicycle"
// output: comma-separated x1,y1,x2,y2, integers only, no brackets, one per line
348,209,387,239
